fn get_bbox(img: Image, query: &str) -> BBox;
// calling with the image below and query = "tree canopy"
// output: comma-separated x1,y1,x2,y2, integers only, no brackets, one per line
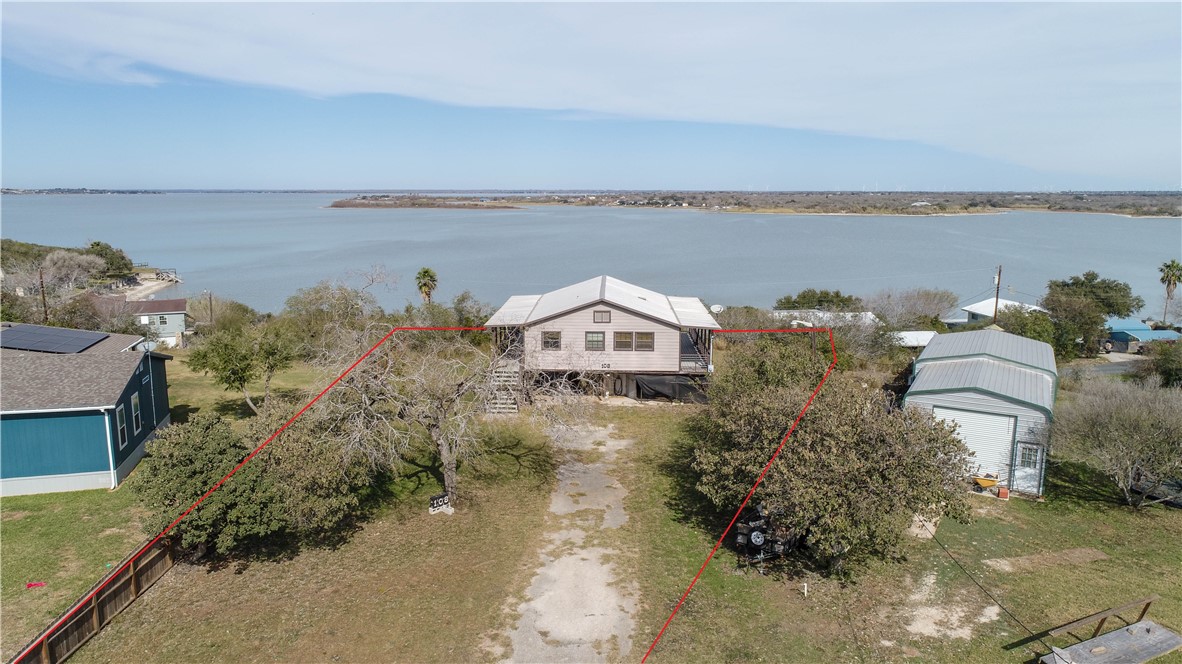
688,337,969,573
774,288,863,311
1041,271,1143,359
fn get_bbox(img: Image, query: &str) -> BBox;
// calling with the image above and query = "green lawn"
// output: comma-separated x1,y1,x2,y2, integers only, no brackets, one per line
603,406,1182,663
0,489,147,660
163,347,321,424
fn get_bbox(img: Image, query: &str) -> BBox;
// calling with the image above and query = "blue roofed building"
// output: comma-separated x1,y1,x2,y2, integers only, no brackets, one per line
1106,317,1181,353
0,323,171,496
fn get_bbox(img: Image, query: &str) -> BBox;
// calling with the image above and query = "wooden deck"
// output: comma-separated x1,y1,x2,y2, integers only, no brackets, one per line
1039,620,1182,664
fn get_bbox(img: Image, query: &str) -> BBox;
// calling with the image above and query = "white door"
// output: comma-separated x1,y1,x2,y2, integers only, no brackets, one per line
1011,443,1044,495
932,407,1016,481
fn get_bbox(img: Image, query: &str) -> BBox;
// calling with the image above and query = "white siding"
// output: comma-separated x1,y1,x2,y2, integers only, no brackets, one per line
932,407,1015,480
523,303,679,373
907,390,1048,488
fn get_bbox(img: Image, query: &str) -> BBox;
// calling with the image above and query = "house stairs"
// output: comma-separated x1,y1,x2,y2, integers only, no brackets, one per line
488,359,522,414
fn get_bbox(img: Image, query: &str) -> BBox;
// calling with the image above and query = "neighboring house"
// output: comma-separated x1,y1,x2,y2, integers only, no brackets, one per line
1106,317,1181,353
961,297,1046,324
770,310,883,328
91,296,190,347
0,323,171,496
895,330,938,349
903,329,1057,496
484,276,720,400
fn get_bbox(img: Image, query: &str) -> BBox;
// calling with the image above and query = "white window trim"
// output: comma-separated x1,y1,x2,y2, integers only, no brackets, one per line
116,405,128,450
131,393,143,435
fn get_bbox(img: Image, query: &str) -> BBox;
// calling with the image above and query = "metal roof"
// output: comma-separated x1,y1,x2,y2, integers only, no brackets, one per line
908,357,1055,416
770,310,883,327
485,276,720,329
916,329,1057,377
962,298,1046,317
1107,317,1153,333
895,330,938,347
0,351,145,412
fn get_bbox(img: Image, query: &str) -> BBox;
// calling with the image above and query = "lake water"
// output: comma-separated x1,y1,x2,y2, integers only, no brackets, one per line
2,193,1179,316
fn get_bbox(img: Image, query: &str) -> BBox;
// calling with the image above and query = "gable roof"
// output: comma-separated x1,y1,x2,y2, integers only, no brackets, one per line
915,329,1057,378
962,298,1046,318
0,323,143,355
485,276,720,329
90,296,187,316
907,357,1055,417
0,351,145,413
895,330,938,347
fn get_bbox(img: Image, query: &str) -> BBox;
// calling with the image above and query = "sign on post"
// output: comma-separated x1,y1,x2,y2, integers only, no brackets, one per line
429,492,454,515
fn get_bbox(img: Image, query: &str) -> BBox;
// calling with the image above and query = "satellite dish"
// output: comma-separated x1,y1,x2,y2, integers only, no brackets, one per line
709,304,725,314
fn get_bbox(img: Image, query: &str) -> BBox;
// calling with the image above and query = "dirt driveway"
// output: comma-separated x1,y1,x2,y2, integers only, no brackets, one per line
497,424,638,663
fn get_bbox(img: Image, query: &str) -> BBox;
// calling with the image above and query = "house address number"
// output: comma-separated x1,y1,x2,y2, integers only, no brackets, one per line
600,363,611,369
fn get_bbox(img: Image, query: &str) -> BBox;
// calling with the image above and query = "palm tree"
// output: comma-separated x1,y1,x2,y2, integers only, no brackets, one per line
1161,259,1182,322
415,267,438,305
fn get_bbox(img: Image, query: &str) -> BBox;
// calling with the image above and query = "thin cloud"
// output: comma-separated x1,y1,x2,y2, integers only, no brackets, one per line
3,3,1179,185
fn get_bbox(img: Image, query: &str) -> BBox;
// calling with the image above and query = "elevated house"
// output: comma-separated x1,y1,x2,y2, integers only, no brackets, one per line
0,323,171,496
91,296,190,347
904,329,1057,496
484,276,720,403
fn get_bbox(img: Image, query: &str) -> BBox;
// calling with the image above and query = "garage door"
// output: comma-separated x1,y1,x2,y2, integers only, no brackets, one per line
932,407,1016,481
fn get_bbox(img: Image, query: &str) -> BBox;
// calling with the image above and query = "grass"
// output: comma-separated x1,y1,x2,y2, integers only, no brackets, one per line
70,421,556,663
163,347,321,424
0,489,147,660
601,405,1182,663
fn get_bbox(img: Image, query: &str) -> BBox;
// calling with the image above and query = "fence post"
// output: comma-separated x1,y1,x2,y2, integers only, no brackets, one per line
39,635,51,664
90,593,100,633
130,556,139,597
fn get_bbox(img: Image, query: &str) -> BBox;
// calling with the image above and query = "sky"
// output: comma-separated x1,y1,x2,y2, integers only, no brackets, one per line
2,2,1179,191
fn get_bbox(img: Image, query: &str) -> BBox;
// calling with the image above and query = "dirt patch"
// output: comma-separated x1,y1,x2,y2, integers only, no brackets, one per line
982,547,1108,573
1,511,31,521
903,572,1001,640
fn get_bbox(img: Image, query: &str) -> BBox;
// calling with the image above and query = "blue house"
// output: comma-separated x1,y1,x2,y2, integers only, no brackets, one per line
1106,317,1181,353
0,323,171,496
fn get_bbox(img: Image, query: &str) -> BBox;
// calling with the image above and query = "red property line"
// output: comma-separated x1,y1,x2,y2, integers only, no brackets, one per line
641,327,838,663
13,326,484,663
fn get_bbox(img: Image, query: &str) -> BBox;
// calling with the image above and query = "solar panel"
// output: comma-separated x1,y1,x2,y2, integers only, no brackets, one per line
0,325,109,354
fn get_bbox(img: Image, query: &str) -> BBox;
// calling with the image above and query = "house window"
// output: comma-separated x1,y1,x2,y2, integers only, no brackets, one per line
1019,446,1039,469
614,332,633,351
585,331,605,351
116,405,128,450
635,332,655,351
593,310,611,323
131,393,143,434
158,315,167,326
542,331,562,350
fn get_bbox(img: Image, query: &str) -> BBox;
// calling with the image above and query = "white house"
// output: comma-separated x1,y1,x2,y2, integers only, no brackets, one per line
904,329,1057,496
961,297,1046,324
485,276,720,399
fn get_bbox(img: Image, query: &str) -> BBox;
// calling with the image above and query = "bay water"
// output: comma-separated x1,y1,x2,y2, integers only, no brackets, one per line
2,193,1179,317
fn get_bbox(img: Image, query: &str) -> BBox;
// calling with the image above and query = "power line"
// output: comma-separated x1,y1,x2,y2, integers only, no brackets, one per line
922,521,1052,653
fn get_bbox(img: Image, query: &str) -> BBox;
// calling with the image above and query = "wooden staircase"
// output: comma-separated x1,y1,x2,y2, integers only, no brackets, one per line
488,360,521,414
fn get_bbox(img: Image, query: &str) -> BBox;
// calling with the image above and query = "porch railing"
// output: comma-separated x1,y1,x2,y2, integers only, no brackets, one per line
680,354,710,372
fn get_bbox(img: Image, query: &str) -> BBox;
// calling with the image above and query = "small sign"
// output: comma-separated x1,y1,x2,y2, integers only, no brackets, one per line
429,492,453,515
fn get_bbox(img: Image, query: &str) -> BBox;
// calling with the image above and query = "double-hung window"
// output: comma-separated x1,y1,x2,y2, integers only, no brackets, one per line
542,331,562,350
635,332,655,351
585,331,606,351
131,393,143,434
116,405,128,449
614,332,634,351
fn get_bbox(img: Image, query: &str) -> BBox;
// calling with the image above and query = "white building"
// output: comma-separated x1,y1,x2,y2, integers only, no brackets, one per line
961,297,1046,324
904,329,1057,496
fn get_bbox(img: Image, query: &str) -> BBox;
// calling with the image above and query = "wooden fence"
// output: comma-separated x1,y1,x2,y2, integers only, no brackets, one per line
8,538,175,664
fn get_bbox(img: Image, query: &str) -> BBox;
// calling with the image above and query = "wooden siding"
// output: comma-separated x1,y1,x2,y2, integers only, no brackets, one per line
0,411,109,478
523,303,680,373
906,390,1048,487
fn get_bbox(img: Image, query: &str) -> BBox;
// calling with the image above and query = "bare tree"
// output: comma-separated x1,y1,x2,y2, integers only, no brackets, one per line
42,250,105,291
865,287,958,330
1052,379,1182,508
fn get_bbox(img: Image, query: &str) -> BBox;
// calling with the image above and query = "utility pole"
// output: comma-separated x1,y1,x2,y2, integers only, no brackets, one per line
38,267,49,324
992,265,1003,321
207,290,215,328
